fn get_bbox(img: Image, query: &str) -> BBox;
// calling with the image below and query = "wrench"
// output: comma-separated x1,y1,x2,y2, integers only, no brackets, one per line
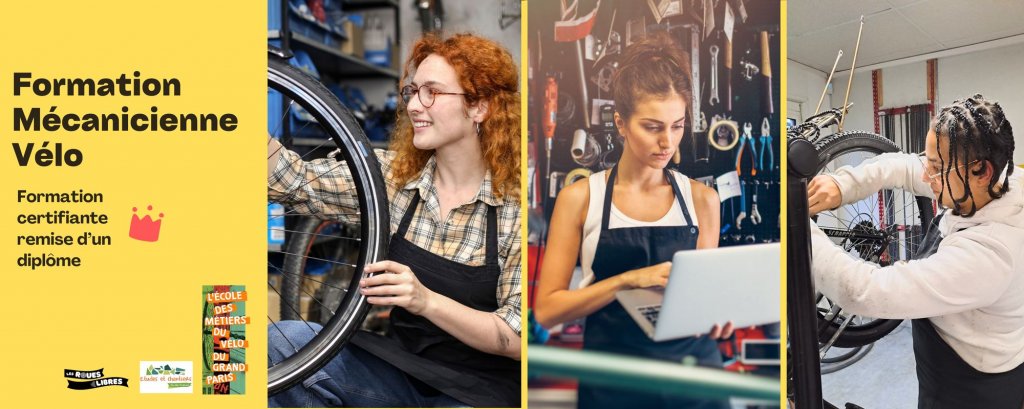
709,45,720,106
750,182,762,225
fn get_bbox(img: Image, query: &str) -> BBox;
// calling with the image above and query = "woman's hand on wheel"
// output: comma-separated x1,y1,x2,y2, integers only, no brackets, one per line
623,262,671,289
808,175,842,215
361,260,436,315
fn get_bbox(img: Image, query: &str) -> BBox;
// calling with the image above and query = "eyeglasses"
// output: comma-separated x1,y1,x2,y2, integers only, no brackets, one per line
919,154,980,180
400,84,466,108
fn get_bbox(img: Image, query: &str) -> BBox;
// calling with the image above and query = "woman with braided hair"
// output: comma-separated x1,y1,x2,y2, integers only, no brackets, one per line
807,94,1024,408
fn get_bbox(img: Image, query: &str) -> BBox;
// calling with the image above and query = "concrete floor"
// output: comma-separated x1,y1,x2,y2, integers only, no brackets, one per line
821,321,917,409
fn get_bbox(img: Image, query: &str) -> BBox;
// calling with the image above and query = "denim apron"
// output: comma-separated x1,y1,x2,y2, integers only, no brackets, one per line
577,166,727,409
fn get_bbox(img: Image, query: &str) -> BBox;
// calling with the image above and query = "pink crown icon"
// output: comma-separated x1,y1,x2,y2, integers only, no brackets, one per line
129,205,163,242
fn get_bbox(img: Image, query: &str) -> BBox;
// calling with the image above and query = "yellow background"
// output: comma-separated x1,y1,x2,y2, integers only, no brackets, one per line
0,1,267,407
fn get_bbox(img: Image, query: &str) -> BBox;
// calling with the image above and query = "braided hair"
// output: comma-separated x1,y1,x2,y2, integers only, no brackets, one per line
932,94,1014,217
610,31,692,120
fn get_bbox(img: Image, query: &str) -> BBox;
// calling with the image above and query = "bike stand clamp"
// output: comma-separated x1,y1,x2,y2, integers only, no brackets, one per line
788,136,825,408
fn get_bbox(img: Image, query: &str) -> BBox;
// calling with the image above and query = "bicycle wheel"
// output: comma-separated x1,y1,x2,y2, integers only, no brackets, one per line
812,131,934,348
266,52,389,394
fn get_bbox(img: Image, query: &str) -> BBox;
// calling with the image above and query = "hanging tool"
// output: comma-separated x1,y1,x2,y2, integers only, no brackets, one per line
709,115,739,151
692,112,710,163
814,50,843,115
839,15,865,132
544,76,558,190
735,180,746,230
739,60,759,81
702,0,715,39
689,25,702,131
723,2,734,111
564,167,593,188
555,0,597,126
759,31,773,114
733,122,757,231
757,117,773,172
750,181,762,225
709,44,720,106
598,103,619,169
724,38,733,111
735,122,757,177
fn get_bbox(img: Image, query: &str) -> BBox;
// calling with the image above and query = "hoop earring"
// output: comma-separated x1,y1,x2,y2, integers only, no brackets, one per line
475,122,481,135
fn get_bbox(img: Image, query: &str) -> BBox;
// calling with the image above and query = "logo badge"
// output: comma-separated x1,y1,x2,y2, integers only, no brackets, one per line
139,361,193,394
64,368,128,390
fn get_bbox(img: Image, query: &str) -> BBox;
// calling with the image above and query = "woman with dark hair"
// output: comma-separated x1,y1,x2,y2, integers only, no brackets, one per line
808,94,1024,408
267,32,521,408
533,32,730,409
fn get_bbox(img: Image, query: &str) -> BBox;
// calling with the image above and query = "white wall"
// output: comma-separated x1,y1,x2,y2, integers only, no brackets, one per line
827,42,1024,165
787,59,829,122
829,69,874,134
881,61,927,109
939,42,1024,166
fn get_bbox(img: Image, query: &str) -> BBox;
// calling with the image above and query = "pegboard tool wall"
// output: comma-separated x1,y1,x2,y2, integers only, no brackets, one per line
528,0,781,246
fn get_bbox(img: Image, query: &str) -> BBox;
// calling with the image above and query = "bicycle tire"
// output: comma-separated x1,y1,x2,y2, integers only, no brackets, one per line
267,55,389,395
812,131,934,348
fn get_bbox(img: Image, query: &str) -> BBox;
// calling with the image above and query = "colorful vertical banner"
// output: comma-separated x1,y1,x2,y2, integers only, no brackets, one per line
202,285,249,395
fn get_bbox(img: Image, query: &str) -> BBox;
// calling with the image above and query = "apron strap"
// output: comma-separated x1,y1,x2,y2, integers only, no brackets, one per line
398,189,500,268
397,190,422,238
665,169,696,227
600,166,619,232
600,166,696,231
485,204,499,268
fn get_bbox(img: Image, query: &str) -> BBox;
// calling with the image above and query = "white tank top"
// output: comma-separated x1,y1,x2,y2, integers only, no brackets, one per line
577,170,698,288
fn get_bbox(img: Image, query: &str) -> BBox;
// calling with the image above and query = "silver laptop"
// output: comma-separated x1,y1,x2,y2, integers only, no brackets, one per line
615,243,780,341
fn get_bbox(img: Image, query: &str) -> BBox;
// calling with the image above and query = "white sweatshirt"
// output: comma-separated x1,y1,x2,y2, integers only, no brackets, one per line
810,152,1024,373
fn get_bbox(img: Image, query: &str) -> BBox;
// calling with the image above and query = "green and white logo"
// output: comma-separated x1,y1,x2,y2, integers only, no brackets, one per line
139,361,193,394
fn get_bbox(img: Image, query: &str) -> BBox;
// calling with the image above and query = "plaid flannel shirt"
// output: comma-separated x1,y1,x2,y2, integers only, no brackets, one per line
268,148,522,335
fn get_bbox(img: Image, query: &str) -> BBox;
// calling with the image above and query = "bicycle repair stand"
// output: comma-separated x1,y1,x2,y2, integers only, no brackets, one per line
788,137,825,409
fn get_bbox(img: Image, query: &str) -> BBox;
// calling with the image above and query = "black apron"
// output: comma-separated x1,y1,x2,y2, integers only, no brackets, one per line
912,211,1024,409
578,167,727,409
349,191,520,408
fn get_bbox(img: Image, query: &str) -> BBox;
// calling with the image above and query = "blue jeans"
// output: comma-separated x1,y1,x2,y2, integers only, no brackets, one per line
268,321,471,408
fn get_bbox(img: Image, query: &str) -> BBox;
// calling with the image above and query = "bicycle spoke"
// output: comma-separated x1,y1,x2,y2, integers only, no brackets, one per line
268,100,296,152
268,314,299,355
275,251,358,269
268,275,321,336
269,226,363,242
268,211,362,220
294,134,339,162
268,262,352,294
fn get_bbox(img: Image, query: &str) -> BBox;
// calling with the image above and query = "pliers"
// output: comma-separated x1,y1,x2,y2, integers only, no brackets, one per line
735,122,758,177
758,117,774,172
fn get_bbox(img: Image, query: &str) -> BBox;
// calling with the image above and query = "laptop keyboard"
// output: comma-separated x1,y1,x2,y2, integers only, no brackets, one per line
638,305,661,325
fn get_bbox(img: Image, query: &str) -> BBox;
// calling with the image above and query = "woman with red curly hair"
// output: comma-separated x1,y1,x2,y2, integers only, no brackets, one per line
267,33,521,408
